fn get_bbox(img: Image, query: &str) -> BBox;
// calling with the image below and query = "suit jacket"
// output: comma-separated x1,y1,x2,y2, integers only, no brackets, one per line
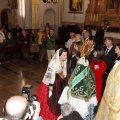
105,46,117,73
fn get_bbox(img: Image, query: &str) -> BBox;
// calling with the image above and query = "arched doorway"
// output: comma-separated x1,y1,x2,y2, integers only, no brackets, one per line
1,8,12,30
43,8,56,26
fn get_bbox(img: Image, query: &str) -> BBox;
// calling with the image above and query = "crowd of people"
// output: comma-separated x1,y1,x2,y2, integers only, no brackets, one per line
0,23,56,63
1,23,120,120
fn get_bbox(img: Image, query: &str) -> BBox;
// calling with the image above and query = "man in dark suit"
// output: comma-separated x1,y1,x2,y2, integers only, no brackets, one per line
102,37,117,94
13,23,22,36
104,37,117,73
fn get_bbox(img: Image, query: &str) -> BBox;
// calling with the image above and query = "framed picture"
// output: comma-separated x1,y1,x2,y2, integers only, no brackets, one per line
69,0,84,13
11,0,18,9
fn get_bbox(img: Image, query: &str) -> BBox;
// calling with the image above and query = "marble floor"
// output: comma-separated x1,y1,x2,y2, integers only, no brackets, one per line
0,57,48,116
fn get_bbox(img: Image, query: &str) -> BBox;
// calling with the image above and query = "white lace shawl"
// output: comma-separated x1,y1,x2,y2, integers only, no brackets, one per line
43,49,67,85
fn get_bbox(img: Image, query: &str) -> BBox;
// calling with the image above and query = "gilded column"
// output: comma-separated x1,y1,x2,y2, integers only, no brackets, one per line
59,0,63,26
25,0,32,29
32,0,39,29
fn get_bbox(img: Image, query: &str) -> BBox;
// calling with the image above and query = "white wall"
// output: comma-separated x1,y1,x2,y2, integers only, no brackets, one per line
39,1,59,32
63,0,90,23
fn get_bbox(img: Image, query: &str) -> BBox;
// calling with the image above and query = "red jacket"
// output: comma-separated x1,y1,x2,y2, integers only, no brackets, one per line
90,59,106,102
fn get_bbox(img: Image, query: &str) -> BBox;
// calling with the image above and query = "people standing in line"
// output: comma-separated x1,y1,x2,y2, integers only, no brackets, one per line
86,27,92,40
0,26,6,47
82,30,90,42
104,37,116,73
36,48,67,120
20,29,30,60
69,34,82,55
102,37,117,94
65,32,75,52
38,30,43,55
94,26,104,47
30,29,39,60
90,47,106,102
68,34,82,70
46,28,56,63
69,42,82,73
5,32,15,46
14,32,21,45
39,31,47,63
13,23,22,36
58,41,97,120
39,26,50,63
14,32,22,57
87,39,95,63
0,26,6,61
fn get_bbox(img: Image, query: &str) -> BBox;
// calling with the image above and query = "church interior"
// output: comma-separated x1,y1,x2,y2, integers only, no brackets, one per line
0,0,120,119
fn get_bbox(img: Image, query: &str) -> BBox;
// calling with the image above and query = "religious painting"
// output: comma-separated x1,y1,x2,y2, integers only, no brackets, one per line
69,0,84,13
11,0,18,9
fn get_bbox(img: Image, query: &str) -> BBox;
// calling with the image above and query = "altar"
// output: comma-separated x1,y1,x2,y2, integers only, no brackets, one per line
92,30,120,39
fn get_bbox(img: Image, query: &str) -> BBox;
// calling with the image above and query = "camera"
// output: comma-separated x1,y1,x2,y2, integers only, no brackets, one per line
22,84,37,102
22,85,38,119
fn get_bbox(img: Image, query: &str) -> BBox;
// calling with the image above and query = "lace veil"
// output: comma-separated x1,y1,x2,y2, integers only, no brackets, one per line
43,48,67,85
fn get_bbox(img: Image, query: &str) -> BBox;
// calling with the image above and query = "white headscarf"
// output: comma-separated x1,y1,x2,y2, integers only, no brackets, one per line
43,48,67,85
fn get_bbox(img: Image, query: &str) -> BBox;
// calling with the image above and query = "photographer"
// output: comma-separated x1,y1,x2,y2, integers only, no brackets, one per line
3,96,43,120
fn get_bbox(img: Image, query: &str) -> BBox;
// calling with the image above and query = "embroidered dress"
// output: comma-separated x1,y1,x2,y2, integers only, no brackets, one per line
58,57,97,119
94,61,120,120
36,49,67,120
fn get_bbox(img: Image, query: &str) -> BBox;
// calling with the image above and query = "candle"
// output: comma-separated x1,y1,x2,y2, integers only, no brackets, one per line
90,14,92,21
93,14,95,22
96,14,98,22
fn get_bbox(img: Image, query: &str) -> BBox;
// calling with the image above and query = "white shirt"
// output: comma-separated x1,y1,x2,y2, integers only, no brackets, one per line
105,46,113,55
65,38,75,50
0,31,5,43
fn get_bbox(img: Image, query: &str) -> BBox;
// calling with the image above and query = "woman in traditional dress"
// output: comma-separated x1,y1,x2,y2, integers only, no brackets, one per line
58,40,98,120
94,60,120,120
36,48,67,120
90,47,106,102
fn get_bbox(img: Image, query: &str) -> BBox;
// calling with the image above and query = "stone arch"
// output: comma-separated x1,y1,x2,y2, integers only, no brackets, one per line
1,8,12,29
43,8,56,26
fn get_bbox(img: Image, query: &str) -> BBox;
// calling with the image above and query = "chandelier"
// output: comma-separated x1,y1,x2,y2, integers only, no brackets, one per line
43,0,58,4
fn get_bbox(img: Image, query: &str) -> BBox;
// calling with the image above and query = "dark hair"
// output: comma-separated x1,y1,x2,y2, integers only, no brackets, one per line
59,48,67,56
74,42,83,52
116,43,120,49
105,37,113,42
4,102,30,120
94,47,105,62
50,28,54,31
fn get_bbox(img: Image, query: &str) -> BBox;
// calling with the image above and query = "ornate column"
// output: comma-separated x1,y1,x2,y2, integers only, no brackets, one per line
32,0,39,29
25,0,32,29
18,0,25,28
58,0,63,26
